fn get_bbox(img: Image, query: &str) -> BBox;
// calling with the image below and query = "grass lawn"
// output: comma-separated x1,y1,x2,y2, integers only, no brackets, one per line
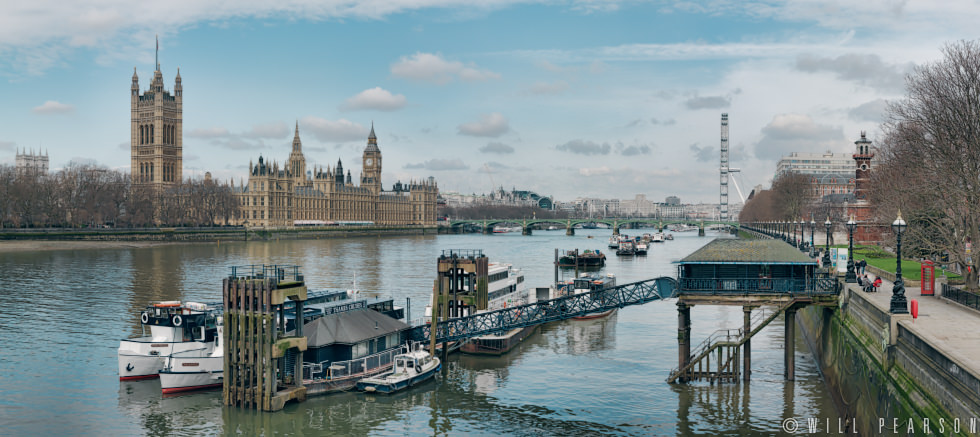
830,244,962,281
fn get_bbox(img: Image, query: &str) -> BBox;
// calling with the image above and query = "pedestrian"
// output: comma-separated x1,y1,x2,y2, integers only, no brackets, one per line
858,259,867,275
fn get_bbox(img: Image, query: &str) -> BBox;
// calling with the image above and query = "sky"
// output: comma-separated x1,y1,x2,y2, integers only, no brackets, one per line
1,1,977,204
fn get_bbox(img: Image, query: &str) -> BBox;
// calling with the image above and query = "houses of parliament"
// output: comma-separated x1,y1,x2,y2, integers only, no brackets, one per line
129,44,438,227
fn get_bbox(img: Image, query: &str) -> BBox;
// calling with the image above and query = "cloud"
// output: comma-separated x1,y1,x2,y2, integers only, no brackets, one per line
479,142,514,154
579,166,612,176
457,113,509,137
684,95,731,110
753,113,845,160
404,159,469,171
217,138,266,151
795,53,912,91
526,80,568,95
301,117,368,142
625,119,643,128
32,100,74,114
244,121,289,139
556,139,611,156
340,87,407,111
650,118,676,125
848,98,889,123
618,144,651,156
391,52,499,84
689,143,714,162
478,161,510,171
187,127,230,139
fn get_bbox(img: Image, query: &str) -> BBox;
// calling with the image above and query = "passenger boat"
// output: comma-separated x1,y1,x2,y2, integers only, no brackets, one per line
634,242,648,255
616,241,636,256
567,273,618,320
356,345,440,394
608,236,620,249
117,301,219,381
460,262,539,355
159,322,224,394
665,233,674,240
557,249,606,268
493,225,522,233
651,233,666,243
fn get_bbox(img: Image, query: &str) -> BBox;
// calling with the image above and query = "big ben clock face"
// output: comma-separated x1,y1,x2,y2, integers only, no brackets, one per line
366,158,373,166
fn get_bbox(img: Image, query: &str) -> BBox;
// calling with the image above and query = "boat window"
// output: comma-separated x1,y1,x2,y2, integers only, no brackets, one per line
396,359,405,369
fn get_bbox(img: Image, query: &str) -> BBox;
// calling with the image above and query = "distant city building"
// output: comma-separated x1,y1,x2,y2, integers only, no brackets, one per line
131,39,182,190
236,124,438,227
15,148,48,175
665,196,681,206
775,151,854,178
441,187,553,209
621,194,657,216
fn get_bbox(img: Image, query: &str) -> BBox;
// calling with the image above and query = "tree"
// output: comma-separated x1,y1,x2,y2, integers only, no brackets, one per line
871,40,980,290
738,173,813,222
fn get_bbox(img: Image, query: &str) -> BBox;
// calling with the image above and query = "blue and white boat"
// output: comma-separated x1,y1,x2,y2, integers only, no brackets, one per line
355,345,440,394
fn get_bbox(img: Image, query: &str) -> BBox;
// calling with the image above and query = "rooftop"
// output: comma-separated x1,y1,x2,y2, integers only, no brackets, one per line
302,307,409,346
679,238,817,265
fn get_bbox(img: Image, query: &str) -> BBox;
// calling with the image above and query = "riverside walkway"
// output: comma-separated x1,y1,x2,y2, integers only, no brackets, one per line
851,276,980,383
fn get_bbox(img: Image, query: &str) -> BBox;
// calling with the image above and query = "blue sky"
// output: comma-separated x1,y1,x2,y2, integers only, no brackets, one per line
1,1,977,203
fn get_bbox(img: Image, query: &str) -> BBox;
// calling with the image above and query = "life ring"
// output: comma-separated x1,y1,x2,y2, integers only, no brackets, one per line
141,312,149,324
172,315,182,327
415,364,422,374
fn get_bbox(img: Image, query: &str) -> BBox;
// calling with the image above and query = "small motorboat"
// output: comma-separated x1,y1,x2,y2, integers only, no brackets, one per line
356,344,440,394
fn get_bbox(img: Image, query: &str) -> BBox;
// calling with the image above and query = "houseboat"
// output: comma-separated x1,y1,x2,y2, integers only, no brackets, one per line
568,273,618,320
557,249,606,268
616,241,636,256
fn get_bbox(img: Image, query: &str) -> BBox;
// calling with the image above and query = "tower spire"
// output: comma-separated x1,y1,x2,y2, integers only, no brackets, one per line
155,35,159,71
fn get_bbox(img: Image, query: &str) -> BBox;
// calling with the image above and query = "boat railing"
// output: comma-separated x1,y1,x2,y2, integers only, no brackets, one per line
302,347,400,381
227,264,304,284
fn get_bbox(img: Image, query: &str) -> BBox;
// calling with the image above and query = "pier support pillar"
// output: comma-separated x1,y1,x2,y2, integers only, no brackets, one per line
566,227,575,236
698,221,705,237
522,227,532,236
784,307,796,381
743,306,752,382
613,226,620,236
677,302,691,382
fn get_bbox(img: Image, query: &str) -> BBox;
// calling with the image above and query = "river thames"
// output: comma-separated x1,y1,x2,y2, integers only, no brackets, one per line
0,229,838,435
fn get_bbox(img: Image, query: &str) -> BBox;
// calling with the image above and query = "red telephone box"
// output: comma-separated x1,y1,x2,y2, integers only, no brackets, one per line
920,260,935,296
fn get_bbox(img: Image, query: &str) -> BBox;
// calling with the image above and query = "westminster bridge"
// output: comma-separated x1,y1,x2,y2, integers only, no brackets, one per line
446,217,739,236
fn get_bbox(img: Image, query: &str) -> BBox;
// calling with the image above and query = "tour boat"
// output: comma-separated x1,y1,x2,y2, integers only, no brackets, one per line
651,233,666,243
634,242,649,255
616,241,636,256
569,273,618,320
608,236,620,249
159,322,224,394
117,301,219,381
493,225,522,233
356,345,440,394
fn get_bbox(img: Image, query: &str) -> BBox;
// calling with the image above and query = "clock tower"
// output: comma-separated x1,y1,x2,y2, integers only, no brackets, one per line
362,123,382,195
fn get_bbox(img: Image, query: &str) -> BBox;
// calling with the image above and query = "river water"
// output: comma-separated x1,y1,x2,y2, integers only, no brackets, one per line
0,229,838,436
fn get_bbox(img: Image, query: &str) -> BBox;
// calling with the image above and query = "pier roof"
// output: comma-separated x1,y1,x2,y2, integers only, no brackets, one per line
303,308,409,346
679,238,817,265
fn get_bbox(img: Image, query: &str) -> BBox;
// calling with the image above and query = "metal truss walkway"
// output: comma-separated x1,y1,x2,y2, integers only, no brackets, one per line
409,277,679,344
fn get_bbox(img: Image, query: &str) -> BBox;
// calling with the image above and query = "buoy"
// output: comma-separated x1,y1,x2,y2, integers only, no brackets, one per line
911,299,919,319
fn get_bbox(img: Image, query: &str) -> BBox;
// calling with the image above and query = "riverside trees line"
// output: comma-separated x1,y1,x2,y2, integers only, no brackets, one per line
0,163,240,228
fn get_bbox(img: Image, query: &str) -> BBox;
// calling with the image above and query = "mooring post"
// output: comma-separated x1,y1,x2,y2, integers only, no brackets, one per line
784,307,796,381
677,302,691,382
743,306,752,382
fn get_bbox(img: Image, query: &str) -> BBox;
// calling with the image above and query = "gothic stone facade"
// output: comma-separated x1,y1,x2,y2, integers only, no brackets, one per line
238,125,438,227
131,60,182,189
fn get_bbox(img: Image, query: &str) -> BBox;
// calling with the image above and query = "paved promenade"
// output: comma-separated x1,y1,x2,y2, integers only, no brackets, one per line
849,274,980,381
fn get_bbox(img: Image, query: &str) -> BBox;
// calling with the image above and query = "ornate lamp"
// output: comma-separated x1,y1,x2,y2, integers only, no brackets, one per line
890,211,909,314
845,216,857,283
823,217,832,267
809,216,816,257
799,218,806,252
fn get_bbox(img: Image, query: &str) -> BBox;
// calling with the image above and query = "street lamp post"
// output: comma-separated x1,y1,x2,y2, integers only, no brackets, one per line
890,211,909,314
809,216,816,257
823,217,832,267
845,216,857,283
799,218,806,252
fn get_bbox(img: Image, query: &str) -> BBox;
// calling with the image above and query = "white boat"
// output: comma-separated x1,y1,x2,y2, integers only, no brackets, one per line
651,233,666,243
635,242,648,255
356,345,440,394
117,301,219,381
159,322,224,394
492,225,522,233
608,236,620,249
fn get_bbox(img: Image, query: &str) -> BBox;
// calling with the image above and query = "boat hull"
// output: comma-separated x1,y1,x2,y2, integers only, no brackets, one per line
461,325,539,356
356,362,440,394
572,308,617,320
118,339,207,380
304,363,394,396
159,370,223,394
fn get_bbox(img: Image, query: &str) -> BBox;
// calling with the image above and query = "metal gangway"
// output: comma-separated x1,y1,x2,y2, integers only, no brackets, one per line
409,277,679,343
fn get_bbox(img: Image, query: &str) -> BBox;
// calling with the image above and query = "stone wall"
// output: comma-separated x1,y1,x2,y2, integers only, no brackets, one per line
0,226,437,242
